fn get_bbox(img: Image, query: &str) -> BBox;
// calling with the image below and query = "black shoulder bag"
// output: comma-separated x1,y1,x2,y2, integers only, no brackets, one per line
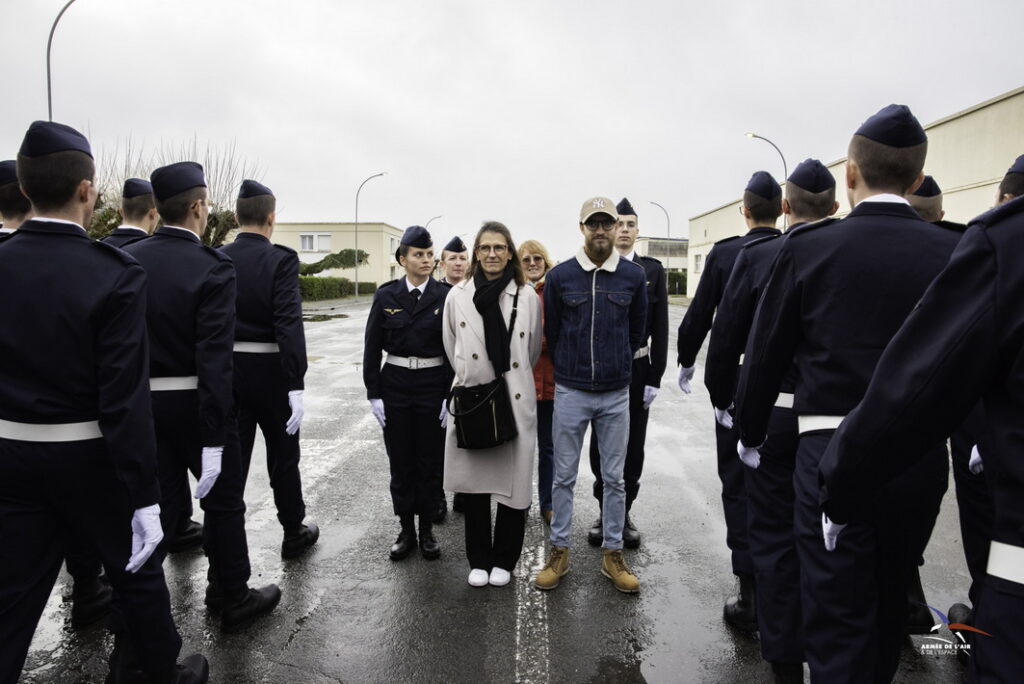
446,288,520,450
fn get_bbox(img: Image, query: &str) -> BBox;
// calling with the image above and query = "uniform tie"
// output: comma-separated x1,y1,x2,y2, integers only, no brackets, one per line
411,288,421,301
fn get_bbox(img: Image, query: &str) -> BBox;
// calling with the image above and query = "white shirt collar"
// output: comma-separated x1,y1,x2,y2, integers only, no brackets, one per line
32,216,84,228
117,224,148,234
405,277,427,295
857,193,910,207
621,250,636,262
160,225,201,242
0,227,13,235
575,247,620,273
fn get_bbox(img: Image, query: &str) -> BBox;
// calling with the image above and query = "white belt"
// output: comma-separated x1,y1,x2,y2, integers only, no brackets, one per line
0,417,102,442
386,354,444,370
798,414,845,434
988,541,1024,585
233,341,280,353
150,376,199,391
633,345,650,360
774,392,794,409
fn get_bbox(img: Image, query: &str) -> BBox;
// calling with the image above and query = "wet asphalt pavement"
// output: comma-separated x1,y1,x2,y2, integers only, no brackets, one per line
22,302,971,683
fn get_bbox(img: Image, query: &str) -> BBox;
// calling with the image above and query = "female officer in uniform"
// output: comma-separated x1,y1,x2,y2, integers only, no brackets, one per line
363,226,453,560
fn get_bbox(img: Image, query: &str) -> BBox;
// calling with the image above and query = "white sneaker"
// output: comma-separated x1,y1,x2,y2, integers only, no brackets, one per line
468,569,489,587
489,567,511,587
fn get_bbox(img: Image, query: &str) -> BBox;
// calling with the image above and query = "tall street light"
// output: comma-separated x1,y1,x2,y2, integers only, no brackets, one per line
354,171,386,302
425,215,442,229
649,201,671,270
47,0,79,121
745,132,788,227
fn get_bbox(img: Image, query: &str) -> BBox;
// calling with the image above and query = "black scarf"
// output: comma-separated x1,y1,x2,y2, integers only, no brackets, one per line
473,266,514,374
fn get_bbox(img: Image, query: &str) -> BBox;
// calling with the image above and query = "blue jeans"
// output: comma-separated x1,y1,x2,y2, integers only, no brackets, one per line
551,384,629,549
536,399,554,512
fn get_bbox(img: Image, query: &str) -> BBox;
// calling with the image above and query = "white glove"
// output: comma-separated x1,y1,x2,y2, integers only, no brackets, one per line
285,390,304,435
678,366,695,394
969,445,984,475
714,407,734,429
439,400,449,429
370,398,386,427
737,442,761,469
642,386,658,409
822,513,847,552
194,446,223,499
125,504,163,573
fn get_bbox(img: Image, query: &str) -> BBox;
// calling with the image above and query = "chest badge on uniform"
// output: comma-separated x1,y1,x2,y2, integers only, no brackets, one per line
384,308,403,315
434,308,439,315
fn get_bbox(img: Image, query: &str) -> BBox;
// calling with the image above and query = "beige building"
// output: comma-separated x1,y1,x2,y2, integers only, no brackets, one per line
271,222,406,286
635,236,688,273
686,86,1024,296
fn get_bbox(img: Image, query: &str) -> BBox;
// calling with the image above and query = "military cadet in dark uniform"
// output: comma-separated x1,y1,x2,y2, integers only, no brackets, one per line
587,197,668,549
219,179,319,559
363,226,453,560
677,170,782,627
0,159,31,233
734,105,960,684
101,178,158,248
438,235,469,517
0,121,207,683
705,159,837,682
126,162,281,632
818,192,1024,684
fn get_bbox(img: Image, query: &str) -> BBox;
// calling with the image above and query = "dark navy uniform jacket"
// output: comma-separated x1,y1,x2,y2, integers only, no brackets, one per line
0,219,159,507
734,201,961,447
704,221,826,410
677,226,781,368
101,226,149,249
819,196,1024,596
631,254,669,388
219,232,306,391
125,226,236,447
363,277,453,409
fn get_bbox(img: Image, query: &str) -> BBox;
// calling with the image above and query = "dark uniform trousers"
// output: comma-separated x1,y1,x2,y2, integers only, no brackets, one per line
235,353,305,529
716,417,752,577
970,580,1024,682
746,405,800,664
152,391,251,593
949,406,993,608
589,355,650,508
794,431,947,683
0,439,181,682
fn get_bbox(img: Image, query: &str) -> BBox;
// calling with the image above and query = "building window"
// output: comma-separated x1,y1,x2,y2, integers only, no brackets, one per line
316,233,331,253
300,234,315,251
695,254,703,274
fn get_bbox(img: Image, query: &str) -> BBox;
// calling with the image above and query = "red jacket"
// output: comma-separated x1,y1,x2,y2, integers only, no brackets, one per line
532,280,555,401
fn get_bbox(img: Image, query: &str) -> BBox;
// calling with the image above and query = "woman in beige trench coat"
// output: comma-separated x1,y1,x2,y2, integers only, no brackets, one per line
442,222,542,588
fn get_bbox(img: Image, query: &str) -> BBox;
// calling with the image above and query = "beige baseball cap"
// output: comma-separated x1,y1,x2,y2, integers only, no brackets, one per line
579,196,618,224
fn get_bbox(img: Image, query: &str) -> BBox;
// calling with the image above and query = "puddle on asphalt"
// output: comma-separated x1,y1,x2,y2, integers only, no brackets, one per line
303,313,349,322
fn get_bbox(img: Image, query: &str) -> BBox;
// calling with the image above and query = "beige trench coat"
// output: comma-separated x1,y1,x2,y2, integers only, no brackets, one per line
442,278,542,509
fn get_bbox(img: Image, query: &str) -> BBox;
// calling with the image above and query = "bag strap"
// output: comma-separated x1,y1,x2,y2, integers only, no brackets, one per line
446,378,505,417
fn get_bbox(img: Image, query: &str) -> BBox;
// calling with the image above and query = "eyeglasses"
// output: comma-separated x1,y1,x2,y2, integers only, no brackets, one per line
584,220,616,233
477,244,508,255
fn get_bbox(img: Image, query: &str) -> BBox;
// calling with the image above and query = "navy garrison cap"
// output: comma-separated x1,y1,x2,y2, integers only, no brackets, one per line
745,171,781,199
443,235,467,253
396,225,432,261
239,179,273,199
0,160,16,186
855,104,926,147
787,159,834,193
150,162,206,201
912,175,941,197
19,120,92,159
616,197,637,216
122,178,153,198
1007,154,1024,175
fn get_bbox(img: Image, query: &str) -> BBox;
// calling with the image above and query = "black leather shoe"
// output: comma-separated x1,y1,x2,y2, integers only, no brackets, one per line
905,566,934,634
419,533,441,560
282,522,320,559
171,654,210,683
622,514,641,549
432,498,448,524
771,662,803,684
106,638,209,684
947,602,973,666
71,573,112,628
390,530,416,560
167,519,204,554
723,573,757,632
587,516,603,547
221,584,282,633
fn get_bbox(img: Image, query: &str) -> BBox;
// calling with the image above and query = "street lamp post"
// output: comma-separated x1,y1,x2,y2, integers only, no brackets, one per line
354,171,386,303
649,200,671,270
47,0,79,121
425,215,442,229
745,132,788,226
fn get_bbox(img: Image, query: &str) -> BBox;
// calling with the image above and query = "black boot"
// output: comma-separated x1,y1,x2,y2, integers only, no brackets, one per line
282,521,320,559
905,566,935,634
723,572,757,632
947,602,974,666
71,572,112,628
390,514,416,560
622,513,641,549
106,635,209,684
166,519,203,554
418,515,440,560
220,584,282,633
587,515,603,547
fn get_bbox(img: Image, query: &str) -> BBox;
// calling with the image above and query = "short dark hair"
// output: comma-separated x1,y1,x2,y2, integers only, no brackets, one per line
121,193,155,223
235,194,276,226
156,186,207,225
16,150,95,212
786,184,836,221
742,190,782,224
998,172,1024,201
468,221,525,287
907,194,943,222
0,182,31,221
848,135,927,194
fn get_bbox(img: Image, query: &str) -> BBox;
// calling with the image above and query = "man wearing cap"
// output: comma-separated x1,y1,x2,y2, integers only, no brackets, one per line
734,105,960,683
586,197,667,550
533,197,647,594
677,170,782,626
705,159,837,681
219,179,318,559
363,225,453,560
101,178,159,248
126,162,281,632
0,160,31,233
0,122,207,683
435,235,467,519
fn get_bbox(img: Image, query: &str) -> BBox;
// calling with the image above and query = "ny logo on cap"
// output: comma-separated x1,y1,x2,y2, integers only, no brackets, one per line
592,199,606,208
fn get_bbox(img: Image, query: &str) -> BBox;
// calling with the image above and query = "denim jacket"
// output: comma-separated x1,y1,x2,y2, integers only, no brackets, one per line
543,248,647,391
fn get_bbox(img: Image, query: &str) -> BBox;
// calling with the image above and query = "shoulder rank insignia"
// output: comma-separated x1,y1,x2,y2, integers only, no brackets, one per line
384,308,403,315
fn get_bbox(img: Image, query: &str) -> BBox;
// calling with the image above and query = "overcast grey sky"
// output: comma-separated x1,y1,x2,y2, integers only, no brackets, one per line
3,0,1022,260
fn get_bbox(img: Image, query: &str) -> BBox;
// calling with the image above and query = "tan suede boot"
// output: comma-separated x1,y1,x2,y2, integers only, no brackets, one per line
534,546,570,590
601,549,640,593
